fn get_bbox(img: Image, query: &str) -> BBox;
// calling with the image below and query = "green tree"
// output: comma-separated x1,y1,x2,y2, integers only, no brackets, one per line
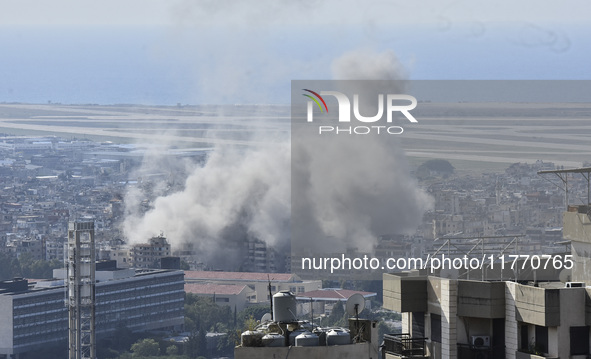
184,329,207,359
197,326,207,357
130,338,160,357
185,294,234,332
327,301,346,326
218,329,240,355
165,344,179,355
237,304,269,329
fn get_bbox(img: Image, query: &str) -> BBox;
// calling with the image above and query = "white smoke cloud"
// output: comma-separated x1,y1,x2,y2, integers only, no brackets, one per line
122,49,432,271
122,134,290,266
292,49,433,255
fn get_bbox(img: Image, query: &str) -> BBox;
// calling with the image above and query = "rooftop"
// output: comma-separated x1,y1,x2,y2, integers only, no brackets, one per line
185,283,249,295
184,270,296,282
296,288,377,301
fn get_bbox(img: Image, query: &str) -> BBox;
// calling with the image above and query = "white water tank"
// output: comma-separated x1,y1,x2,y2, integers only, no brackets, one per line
289,329,307,346
262,333,285,347
295,331,319,347
273,291,297,323
326,329,351,345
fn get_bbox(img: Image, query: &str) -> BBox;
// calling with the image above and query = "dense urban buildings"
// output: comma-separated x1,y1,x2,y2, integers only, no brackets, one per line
0,263,184,358
2,133,591,359
0,135,578,273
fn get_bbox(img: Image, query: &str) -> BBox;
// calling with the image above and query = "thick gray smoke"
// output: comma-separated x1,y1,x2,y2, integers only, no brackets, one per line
122,136,291,268
122,49,432,269
292,49,433,255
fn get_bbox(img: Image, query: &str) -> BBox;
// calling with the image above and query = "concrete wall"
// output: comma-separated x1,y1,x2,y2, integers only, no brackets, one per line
505,282,518,359
556,287,587,359
440,279,457,359
571,241,591,284
457,280,505,318
563,211,591,244
383,274,427,313
194,290,250,312
427,277,443,315
513,284,559,327
235,343,378,359
563,211,591,284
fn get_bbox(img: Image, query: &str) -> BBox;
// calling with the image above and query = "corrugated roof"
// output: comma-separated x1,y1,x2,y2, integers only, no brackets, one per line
184,283,250,295
184,270,295,282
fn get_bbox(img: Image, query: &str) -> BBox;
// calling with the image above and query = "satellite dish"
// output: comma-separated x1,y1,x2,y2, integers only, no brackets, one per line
440,268,459,280
261,313,272,322
559,269,571,283
346,293,366,317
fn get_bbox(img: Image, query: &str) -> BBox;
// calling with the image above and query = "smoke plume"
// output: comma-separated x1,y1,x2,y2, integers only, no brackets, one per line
122,49,432,270
292,49,433,255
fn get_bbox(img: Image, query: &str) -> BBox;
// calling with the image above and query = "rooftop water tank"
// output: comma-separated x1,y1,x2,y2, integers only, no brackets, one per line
295,331,319,347
326,329,351,346
240,330,264,347
289,329,307,346
273,291,297,323
262,333,285,347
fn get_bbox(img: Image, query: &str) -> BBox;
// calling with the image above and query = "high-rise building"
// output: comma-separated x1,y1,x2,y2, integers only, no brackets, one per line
0,265,184,359
382,168,591,359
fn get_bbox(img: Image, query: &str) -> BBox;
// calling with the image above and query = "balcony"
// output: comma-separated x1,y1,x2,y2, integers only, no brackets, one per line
513,283,560,326
383,333,428,358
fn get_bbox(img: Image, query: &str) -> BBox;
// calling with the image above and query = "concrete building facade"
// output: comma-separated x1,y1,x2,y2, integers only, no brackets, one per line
383,273,591,359
130,235,171,269
0,267,184,358
383,202,591,359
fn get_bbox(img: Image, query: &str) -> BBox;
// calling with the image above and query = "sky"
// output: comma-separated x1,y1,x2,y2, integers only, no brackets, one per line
0,0,590,105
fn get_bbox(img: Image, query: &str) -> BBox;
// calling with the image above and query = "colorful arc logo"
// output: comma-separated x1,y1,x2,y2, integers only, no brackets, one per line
302,89,328,113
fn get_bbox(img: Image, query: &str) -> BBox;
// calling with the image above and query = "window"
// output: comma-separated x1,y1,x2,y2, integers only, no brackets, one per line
431,314,441,343
571,326,590,355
